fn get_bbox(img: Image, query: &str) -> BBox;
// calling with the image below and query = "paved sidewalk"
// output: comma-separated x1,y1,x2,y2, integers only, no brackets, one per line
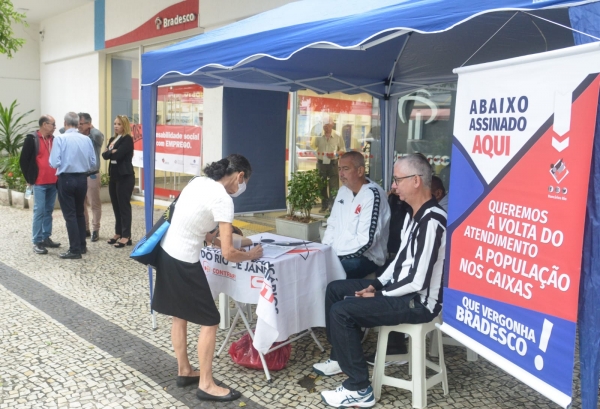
0,203,584,408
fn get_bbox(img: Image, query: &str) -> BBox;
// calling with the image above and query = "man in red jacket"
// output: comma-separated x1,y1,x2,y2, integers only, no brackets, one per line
19,115,61,254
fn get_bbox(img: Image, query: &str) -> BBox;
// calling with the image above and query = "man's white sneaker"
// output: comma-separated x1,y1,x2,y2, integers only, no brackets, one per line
321,385,375,408
313,359,343,376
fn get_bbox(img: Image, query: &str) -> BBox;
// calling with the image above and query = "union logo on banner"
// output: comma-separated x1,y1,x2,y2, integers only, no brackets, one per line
251,275,264,289
260,283,274,303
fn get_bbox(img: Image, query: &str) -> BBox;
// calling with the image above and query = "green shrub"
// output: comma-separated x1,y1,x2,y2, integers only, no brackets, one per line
3,155,26,192
286,169,325,222
100,172,110,187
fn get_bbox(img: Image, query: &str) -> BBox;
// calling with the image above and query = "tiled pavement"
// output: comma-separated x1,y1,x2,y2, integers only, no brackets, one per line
0,203,587,408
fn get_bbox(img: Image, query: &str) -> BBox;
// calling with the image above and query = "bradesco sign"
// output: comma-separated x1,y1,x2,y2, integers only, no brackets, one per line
441,43,600,408
155,13,196,30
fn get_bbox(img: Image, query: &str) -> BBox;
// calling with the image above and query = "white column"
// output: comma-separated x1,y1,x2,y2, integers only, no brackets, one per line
202,86,224,168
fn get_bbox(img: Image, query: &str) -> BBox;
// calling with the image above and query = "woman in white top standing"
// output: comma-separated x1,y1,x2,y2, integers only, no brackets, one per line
152,154,263,403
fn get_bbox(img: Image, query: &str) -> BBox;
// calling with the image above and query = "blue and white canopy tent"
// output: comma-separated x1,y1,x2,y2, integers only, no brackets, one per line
140,1,600,407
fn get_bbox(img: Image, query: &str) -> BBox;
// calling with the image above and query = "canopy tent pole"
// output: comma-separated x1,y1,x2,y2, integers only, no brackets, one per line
382,34,411,190
381,99,390,191
141,84,158,330
525,10,600,42
459,12,519,68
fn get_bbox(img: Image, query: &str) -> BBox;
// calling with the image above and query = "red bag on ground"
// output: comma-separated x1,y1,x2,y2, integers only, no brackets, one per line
228,333,291,371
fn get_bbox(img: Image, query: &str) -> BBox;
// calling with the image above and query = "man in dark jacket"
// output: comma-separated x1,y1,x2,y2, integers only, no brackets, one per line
19,115,61,254
78,113,104,242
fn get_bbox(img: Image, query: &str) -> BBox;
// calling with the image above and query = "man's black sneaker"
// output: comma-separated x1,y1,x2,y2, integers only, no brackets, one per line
86,230,91,237
91,231,99,242
42,238,61,248
33,244,48,254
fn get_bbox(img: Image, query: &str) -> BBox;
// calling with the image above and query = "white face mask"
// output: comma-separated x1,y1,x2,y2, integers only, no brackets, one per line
229,180,246,198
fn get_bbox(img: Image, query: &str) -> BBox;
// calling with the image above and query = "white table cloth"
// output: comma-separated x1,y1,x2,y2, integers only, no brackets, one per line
202,232,346,354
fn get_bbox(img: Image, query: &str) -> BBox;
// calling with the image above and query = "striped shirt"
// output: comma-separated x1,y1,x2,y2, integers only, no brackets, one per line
373,198,447,314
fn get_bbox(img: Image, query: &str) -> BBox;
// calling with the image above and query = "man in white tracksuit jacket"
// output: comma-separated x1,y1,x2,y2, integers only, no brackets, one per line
322,151,391,279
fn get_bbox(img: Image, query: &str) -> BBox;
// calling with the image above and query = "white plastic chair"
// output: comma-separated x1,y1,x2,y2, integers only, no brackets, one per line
371,315,448,408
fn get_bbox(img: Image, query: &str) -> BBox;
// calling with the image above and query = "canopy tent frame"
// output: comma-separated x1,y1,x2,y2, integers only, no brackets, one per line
139,1,600,406
140,0,596,324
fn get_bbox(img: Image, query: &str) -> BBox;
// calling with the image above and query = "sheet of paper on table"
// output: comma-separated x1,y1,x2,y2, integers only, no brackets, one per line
260,244,297,259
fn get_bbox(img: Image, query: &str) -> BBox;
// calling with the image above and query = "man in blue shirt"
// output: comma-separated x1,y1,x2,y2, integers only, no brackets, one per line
50,112,96,259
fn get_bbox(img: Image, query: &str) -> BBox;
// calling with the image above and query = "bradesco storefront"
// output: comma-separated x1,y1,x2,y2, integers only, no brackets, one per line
103,0,454,205
101,0,306,201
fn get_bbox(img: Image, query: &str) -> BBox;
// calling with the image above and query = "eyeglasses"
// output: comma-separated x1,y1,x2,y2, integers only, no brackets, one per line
392,174,421,184
45,122,56,126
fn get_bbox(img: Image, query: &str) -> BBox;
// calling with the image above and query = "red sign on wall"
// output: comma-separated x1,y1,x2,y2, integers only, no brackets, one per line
105,0,199,49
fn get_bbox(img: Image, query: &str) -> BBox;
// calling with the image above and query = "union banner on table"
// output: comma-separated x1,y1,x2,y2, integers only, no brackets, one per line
441,42,600,408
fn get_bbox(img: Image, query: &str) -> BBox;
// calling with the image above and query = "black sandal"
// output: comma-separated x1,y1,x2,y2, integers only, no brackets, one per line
107,236,121,244
114,238,132,248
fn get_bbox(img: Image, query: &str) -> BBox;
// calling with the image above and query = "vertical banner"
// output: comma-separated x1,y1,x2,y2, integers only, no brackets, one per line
441,43,600,408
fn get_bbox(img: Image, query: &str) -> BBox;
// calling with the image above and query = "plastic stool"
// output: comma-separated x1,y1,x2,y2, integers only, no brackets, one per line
371,315,448,408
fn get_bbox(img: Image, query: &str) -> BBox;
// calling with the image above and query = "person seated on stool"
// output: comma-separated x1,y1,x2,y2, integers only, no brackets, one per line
431,175,448,211
313,154,447,408
322,151,390,279
363,190,413,362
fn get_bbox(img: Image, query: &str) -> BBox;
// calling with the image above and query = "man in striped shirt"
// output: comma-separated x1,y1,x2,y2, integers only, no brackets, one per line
314,154,447,408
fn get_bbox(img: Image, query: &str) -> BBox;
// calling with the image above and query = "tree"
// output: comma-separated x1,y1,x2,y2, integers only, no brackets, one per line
0,0,27,58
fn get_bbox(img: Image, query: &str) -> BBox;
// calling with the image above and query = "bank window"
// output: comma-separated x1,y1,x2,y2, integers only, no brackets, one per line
394,83,457,192
140,39,197,200
290,90,383,210
152,83,203,198
107,49,140,189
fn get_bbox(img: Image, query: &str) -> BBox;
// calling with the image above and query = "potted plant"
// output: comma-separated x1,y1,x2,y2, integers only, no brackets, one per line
276,169,325,241
0,100,35,207
3,155,27,208
0,175,10,206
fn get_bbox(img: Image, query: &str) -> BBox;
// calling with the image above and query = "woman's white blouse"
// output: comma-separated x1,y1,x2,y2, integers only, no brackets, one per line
161,177,234,263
